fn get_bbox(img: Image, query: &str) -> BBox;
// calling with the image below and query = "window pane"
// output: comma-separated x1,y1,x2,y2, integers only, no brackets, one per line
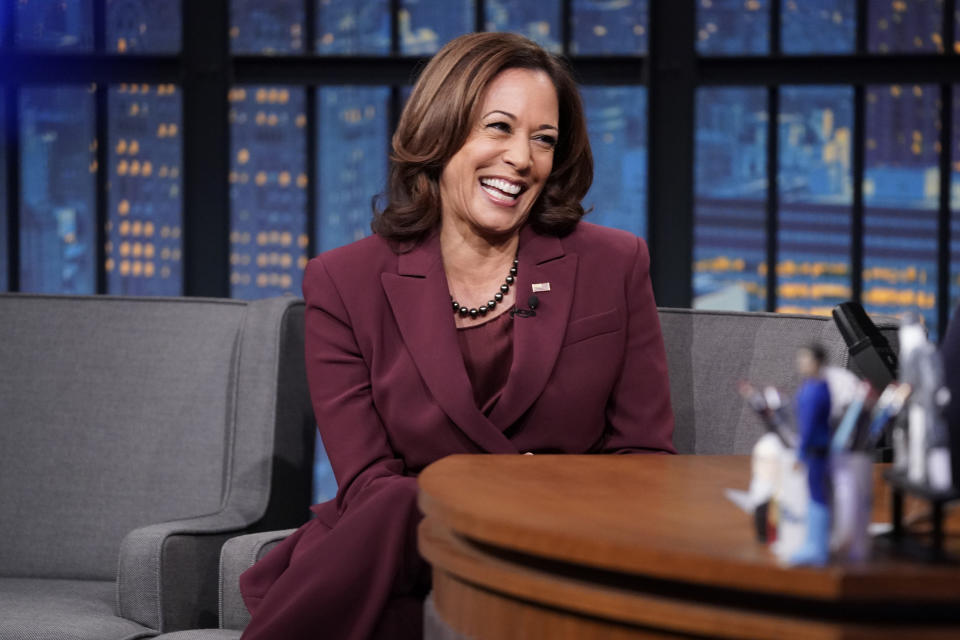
777,87,853,316
863,84,939,335
106,0,181,54
867,0,943,54
230,0,305,54
581,87,647,238
400,0,473,55
571,0,648,55
316,0,390,54
229,86,307,299
20,86,96,293
486,0,561,53
693,88,768,311
317,86,389,252
697,0,770,56
782,0,854,54
106,84,182,295
949,87,960,313
17,0,94,51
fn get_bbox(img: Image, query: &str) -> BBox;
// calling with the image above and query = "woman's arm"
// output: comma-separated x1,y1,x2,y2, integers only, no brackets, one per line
601,235,676,454
302,256,406,513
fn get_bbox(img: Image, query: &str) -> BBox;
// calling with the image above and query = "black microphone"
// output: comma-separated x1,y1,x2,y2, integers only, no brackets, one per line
831,301,897,390
511,294,538,318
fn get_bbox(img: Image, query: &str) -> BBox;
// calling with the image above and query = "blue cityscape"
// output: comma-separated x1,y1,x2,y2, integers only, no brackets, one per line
316,86,391,253
3,0,960,498
316,0,390,54
693,0,958,336
106,83,183,295
4,0,960,320
228,85,308,299
19,86,97,294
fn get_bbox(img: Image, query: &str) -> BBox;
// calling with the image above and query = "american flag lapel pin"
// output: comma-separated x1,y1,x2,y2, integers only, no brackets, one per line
532,282,551,293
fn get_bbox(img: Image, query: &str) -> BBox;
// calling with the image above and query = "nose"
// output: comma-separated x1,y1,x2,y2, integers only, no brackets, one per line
502,135,532,172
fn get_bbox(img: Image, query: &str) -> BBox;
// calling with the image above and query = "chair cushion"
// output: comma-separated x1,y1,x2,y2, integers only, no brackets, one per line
0,577,153,640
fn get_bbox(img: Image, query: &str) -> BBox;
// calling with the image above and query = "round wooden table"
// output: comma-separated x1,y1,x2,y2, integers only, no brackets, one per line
417,454,960,639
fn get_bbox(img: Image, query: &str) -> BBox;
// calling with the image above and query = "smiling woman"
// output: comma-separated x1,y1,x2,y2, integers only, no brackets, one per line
439,67,560,325
375,32,592,244
440,69,558,238
238,32,675,640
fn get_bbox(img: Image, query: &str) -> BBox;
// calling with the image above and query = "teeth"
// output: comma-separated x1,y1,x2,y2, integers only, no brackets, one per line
480,177,522,195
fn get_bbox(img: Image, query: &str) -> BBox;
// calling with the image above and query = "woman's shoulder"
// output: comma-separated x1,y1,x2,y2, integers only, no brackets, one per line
302,234,400,303
307,233,396,278
562,221,647,259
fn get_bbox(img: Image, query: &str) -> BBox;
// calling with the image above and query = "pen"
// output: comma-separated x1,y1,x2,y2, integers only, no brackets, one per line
830,381,870,453
863,383,912,450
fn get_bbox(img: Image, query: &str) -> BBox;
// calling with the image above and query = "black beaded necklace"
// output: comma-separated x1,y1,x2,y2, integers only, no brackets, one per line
451,257,518,320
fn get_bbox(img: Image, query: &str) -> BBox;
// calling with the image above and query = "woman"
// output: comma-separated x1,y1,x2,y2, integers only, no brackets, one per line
239,32,675,640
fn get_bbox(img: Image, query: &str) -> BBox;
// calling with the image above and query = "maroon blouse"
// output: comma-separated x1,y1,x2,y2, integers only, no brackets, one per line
456,311,514,415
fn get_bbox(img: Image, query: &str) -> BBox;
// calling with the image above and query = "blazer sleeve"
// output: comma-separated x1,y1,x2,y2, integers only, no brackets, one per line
302,256,406,513
601,235,676,454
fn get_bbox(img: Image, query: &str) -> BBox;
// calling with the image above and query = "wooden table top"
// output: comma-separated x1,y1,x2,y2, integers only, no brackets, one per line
418,454,960,603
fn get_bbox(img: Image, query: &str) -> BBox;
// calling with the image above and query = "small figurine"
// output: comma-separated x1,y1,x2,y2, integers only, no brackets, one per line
750,431,785,541
731,384,791,543
899,313,952,490
788,343,832,566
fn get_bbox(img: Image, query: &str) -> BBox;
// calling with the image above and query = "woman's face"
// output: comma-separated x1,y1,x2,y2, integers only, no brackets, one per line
439,67,559,241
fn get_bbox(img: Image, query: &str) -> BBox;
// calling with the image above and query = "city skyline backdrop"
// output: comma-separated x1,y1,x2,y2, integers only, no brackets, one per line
3,1,959,334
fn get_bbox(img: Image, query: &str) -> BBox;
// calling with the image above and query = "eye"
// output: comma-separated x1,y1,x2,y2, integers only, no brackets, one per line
485,121,511,133
535,134,557,149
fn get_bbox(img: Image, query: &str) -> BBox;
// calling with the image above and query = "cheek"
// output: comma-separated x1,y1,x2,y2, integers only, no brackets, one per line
443,155,477,192
535,152,554,179
440,162,465,199
528,156,554,196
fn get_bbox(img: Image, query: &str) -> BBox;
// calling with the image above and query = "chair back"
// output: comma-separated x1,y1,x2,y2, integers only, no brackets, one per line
658,307,899,454
0,294,315,580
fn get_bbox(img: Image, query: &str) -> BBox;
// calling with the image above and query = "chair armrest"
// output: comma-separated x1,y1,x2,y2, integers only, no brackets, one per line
117,511,253,632
219,529,296,631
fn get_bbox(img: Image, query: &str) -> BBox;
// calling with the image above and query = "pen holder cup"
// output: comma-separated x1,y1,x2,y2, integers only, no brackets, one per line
830,451,873,562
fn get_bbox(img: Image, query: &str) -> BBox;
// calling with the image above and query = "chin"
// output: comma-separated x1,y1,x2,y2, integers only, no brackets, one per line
471,211,528,239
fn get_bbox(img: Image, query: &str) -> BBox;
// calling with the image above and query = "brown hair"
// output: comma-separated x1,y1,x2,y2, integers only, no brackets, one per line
372,32,593,245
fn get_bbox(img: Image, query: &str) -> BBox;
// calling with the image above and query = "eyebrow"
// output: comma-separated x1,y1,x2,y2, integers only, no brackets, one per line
483,110,559,132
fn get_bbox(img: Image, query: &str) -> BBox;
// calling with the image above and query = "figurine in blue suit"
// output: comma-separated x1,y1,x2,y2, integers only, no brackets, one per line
790,343,832,566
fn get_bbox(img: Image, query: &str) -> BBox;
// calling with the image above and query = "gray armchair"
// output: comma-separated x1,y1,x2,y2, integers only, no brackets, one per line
152,530,293,640
0,294,315,639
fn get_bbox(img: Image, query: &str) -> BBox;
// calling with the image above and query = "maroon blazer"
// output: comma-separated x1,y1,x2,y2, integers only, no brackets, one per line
240,221,674,638
305,220,674,517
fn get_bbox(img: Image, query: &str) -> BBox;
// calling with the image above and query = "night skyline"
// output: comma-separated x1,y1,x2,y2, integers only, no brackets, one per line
4,0,960,335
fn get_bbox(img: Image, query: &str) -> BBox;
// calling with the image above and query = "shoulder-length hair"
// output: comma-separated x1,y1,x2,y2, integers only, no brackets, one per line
372,32,593,245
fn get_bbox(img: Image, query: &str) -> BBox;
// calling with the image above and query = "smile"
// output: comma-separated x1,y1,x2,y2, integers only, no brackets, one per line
479,177,526,205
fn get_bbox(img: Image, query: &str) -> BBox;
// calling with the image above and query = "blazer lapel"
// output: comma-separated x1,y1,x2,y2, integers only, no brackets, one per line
381,233,518,454
488,225,577,430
